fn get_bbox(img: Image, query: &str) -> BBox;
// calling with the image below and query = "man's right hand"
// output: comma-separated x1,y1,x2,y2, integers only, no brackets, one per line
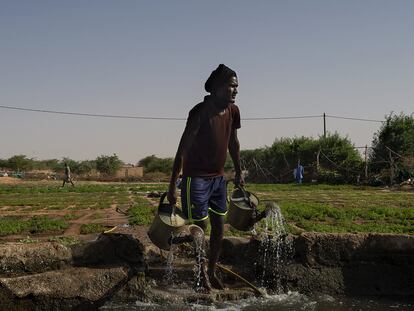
167,186,177,205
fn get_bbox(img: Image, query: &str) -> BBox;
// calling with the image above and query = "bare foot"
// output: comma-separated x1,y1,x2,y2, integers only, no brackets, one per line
208,271,225,290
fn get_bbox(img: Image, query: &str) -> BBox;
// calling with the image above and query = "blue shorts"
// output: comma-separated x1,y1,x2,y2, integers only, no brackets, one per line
181,176,227,222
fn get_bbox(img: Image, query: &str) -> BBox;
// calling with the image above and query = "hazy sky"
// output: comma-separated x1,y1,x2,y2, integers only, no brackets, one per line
1,1,413,163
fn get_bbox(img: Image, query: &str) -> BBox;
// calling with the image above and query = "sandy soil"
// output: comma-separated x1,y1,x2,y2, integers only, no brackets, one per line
0,177,23,185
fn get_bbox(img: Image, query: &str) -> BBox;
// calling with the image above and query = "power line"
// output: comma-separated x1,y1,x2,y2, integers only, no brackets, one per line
0,105,386,122
0,105,185,120
0,104,321,121
326,114,383,123
243,115,322,120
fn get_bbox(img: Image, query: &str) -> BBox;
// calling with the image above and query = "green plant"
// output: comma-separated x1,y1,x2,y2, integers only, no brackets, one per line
48,236,80,245
80,223,106,234
128,198,156,225
19,236,39,243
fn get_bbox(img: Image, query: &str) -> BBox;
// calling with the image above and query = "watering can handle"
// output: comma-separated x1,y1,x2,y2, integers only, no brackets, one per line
238,185,250,204
160,192,177,216
226,180,250,204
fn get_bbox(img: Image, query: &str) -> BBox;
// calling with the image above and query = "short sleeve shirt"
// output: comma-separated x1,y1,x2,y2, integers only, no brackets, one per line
183,96,241,177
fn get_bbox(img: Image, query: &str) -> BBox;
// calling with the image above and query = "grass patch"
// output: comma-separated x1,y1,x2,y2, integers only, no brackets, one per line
1,182,413,235
63,213,82,220
48,235,81,245
0,216,68,236
128,197,156,225
80,223,106,234
19,236,40,243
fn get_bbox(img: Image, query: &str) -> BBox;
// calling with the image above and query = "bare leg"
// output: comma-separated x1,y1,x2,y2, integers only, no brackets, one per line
208,213,225,289
196,219,208,232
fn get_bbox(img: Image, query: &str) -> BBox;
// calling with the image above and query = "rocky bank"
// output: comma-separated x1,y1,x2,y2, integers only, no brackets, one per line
0,230,413,310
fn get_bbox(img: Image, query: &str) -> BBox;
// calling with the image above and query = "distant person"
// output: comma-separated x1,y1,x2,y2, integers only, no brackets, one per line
62,163,75,187
168,64,243,292
293,160,304,184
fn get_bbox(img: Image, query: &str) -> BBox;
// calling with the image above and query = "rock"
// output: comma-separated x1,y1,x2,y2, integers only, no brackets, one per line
112,272,148,302
0,242,72,276
0,267,130,311
262,233,414,296
71,233,145,268
1,230,414,309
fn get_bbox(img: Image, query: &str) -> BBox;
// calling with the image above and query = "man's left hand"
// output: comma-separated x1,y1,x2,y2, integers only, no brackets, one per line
234,172,245,187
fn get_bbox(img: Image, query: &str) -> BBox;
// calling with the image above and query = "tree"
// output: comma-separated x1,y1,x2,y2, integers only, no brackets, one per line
241,133,363,183
318,133,363,183
138,155,173,174
0,158,8,169
370,113,414,183
7,155,34,171
95,154,122,175
76,160,96,175
34,159,60,171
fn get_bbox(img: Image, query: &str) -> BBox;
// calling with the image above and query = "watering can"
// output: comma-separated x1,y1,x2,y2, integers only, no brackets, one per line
227,185,260,231
148,192,186,250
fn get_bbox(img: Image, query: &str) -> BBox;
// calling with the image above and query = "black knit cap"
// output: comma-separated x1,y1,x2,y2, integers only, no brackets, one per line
204,64,237,93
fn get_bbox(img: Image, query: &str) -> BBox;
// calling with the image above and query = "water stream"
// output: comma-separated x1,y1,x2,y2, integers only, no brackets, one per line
192,227,206,291
256,202,293,291
164,232,178,285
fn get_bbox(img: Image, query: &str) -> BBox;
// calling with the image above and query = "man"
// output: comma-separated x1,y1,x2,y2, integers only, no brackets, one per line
293,159,304,184
167,64,244,291
62,162,75,187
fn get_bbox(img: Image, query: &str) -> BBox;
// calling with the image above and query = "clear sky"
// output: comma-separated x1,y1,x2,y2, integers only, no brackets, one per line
1,0,413,163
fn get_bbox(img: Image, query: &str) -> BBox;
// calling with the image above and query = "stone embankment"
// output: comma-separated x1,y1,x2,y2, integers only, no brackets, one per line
221,233,414,296
0,230,413,310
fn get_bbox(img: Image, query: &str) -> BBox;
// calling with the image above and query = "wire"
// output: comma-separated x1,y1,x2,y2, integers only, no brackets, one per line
319,150,362,174
0,105,186,120
243,115,322,120
326,114,383,123
0,104,322,121
386,146,404,158
0,105,386,123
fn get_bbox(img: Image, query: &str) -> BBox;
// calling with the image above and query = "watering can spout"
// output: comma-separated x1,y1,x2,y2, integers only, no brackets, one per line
255,201,277,223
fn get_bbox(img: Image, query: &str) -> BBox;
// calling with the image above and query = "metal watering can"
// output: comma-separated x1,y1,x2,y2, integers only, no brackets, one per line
148,192,186,250
227,185,260,231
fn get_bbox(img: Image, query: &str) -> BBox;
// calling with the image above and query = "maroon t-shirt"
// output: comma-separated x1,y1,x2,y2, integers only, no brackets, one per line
183,96,241,177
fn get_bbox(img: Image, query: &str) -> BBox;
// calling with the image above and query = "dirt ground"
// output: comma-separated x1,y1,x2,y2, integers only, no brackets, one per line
0,177,24,185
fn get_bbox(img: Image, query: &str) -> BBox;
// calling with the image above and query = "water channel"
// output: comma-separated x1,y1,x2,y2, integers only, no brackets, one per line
101,203,413,311
101,292,414,311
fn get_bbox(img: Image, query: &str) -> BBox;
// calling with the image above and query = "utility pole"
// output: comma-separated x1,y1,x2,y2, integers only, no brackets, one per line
323,113,326,138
